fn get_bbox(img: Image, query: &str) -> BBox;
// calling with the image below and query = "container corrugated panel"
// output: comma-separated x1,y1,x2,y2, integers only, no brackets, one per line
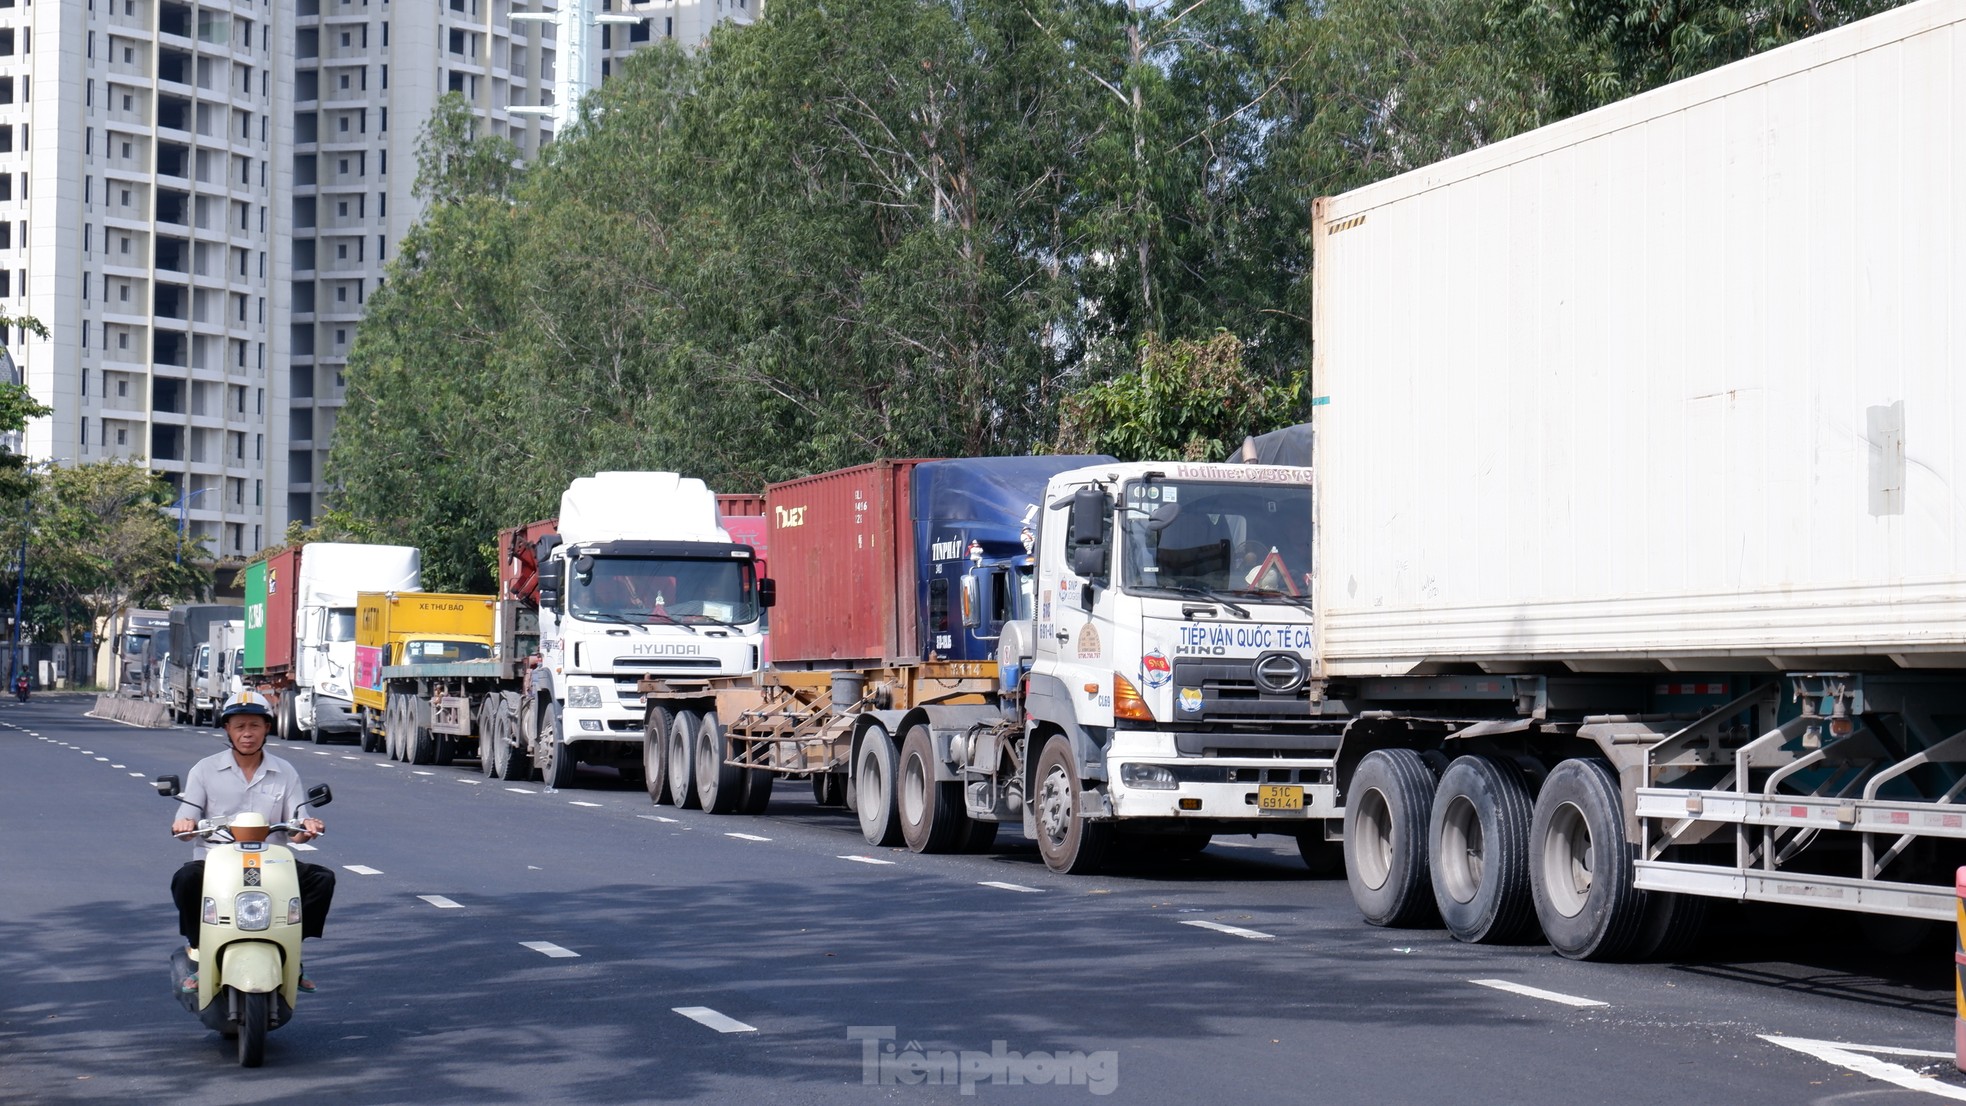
765,460,930,667
717,493,767,518
261,549,301,673
1311,0,1966,675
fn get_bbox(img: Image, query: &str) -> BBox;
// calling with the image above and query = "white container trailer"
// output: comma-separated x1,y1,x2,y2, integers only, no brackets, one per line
1309,0,1966,960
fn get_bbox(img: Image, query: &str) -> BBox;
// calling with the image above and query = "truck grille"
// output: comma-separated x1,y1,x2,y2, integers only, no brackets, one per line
1171,658,1315,723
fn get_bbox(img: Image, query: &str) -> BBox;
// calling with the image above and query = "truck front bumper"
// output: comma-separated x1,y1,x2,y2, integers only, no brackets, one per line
1103,733,1339,823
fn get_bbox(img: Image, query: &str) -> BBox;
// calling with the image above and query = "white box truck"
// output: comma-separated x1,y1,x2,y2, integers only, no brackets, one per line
1308,0,1966,958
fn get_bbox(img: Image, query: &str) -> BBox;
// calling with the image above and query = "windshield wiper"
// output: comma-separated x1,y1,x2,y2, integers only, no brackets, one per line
1150,584,1250,619
1230,588,1314,613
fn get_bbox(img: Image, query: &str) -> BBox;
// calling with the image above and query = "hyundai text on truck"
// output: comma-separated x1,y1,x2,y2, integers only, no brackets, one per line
243,543,421,743
1306,0,1966,959
372,472,767,786
649,457,1345,875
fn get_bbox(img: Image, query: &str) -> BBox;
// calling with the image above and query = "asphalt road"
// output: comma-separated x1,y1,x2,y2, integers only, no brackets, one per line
5,693,1966,1105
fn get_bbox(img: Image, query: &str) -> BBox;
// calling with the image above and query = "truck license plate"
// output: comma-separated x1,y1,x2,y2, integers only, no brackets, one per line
1257,785,1304,811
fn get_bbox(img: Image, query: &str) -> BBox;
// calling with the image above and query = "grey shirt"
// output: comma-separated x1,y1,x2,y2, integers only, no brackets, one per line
175,749,313,859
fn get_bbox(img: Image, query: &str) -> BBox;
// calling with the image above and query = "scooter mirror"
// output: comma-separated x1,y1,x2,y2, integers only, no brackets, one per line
153,775,182,798
306,783,334,809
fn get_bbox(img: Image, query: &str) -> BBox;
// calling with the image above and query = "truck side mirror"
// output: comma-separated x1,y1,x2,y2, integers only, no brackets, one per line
960,574,981,629
536,558,564,608
1067,486,1109,579
757,577,777,609
153,774,182,798
305,783,334,809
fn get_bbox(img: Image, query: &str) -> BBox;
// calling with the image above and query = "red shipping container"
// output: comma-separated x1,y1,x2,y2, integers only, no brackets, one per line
716,493,766,518
263,547,301,672
764,460,931,668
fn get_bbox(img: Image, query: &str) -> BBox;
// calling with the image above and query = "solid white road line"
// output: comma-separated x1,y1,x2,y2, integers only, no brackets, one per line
638,815,679,824
1181,919,1275,940
1468,979,1608,1008
673,1007,757,1033
1762,1036,1966,1101
725,832,772,842
343,864,385,876
979,881,1043,893
417,895,464,909
838,855,896,866
521,941,579,959
569,801,604,808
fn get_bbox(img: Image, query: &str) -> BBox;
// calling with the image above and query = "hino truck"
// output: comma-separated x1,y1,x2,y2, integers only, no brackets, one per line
652,457,1345,875
375,472,767,787
243,543,422,743
163,603,241,725
1307,0,1966,960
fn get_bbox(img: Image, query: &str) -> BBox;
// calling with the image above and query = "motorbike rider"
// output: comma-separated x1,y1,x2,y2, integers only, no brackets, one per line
12,672,25,703
170,690,334,993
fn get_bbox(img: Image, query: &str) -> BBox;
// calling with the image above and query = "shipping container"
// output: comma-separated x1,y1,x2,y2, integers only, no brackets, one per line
764,460,928,667
716,493,766,518
244,548,300,673
1310,0,1966,677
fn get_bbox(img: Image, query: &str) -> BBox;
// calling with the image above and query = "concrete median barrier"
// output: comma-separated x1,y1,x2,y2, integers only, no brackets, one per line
89,695,174,729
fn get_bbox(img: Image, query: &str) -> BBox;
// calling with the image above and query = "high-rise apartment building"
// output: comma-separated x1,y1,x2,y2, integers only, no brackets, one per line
8,0,753,557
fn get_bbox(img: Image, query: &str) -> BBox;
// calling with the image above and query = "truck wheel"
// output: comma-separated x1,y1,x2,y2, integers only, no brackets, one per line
277,693,297,741
491,696,530,780
360,709,382,754
812,772,847,807
899,725,963,854
1529,758,1643,960
383,693,405,760
1343,748,1439,928
695,712,744,814
855,729,903,847
1428,755,1537,944
739,764,774,815
1296,831,1344,877
409,697,438,765
643,706,674,804
958,818,999,853
1632,889,1709,961
667,709,701,809
1034,734,1111,875
535,702,577,789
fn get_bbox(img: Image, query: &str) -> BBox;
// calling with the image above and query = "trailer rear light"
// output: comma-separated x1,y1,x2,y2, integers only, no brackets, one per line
1112,674,1154,722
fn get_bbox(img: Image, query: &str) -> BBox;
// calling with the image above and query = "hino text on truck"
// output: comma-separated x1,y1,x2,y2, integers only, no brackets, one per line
1305,0,1966,959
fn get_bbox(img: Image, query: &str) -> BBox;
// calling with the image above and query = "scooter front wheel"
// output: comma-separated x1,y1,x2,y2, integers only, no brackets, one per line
237,990,269,1067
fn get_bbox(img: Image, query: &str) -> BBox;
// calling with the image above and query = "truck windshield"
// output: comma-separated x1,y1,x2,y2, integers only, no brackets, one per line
404,639,493,664
1118,481,1312,598
326,608,357,642
569,557,760,626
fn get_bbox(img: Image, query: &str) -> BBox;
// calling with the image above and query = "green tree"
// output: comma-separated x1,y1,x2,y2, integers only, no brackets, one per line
1573,0,1907,100
414,92,526,205
1052,332,1304,461
0,312,53,508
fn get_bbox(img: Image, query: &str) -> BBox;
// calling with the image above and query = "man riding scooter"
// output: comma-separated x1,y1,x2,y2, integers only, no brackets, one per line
13,672,26,704
170,691,336,993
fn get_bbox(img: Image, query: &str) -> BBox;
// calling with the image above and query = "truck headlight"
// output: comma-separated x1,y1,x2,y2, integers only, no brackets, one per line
1120,763,1178,790
565,684,604,709
235,891,272,931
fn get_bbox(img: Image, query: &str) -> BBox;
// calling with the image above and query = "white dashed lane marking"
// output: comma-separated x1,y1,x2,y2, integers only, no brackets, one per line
569,801,604,808
838,855,896,866
673,1007,757,1034
414,771,435,776
521,941,579,959
1761,1036,1966,1101
725,833,771,842
418,895,464,910
94,757,109,762
979,881,1043,893
1469,979,1608,1008
291,843,318,852
638,815,679,824
506,788,535,795
343,865,385,876
1181,920,1275,940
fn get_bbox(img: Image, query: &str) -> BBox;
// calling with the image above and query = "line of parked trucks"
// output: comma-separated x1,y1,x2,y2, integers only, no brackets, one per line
115,0,1966,964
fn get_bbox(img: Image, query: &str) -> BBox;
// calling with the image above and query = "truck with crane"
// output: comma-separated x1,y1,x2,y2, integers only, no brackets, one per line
1305,0,1966,959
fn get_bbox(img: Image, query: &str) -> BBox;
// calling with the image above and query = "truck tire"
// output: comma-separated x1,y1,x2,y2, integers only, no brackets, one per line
383,692,406,761
535,702,577,790
1632,888,1709,961
855,728,903,847
812,772,847,807
958,818,999,853
490,696,530,780
409,697,438,765
643,706,674,805
1529,758,1644,960
739,764,774,815
694,712,744,814
898,725,964,854
1034,734,1111,875
1296,830,1344,877
360,709,382,754
1343,748,1439,928
277,692,297,741
667,709,701,809
1428,755,1537,944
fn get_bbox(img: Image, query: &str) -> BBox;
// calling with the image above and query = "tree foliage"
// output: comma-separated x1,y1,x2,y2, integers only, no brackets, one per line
329,0,1908,585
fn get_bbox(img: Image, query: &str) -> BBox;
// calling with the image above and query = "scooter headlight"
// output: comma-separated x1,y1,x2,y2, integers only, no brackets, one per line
235,891,272,932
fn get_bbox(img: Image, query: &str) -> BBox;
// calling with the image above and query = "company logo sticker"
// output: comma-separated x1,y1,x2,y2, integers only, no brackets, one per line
1178,687,1203,713
1076,624,1102,659
1140,649,1172,689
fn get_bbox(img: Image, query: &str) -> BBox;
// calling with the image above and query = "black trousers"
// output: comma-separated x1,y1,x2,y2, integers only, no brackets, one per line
172,859,336,949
